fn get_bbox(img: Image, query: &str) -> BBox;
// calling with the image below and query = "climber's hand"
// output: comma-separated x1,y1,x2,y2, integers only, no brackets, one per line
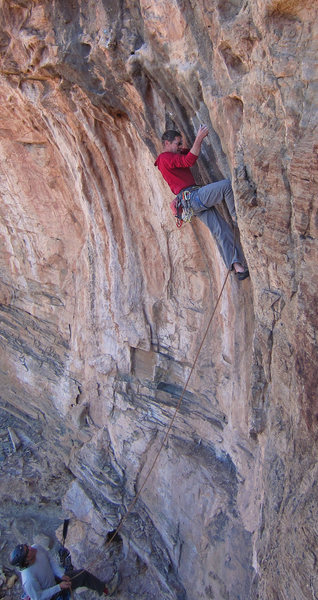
60,580,72,591
198,124,209,138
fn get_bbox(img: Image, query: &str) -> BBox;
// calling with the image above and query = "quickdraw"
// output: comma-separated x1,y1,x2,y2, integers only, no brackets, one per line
173,189,195,228
181,190,194,223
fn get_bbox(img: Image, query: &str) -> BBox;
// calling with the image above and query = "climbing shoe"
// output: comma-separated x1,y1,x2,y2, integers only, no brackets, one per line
237,269,249,281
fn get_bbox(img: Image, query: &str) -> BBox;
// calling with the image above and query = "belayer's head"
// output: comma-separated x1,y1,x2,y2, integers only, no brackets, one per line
161,129,182,154
10,544,37,569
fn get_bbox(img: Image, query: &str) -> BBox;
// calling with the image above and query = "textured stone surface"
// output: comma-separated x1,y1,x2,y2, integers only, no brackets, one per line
0,1,318,599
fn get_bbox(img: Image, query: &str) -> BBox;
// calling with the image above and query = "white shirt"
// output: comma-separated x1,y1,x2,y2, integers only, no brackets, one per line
21,545,65,600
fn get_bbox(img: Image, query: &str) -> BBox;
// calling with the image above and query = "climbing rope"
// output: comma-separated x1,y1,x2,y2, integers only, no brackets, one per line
69,223,238,586
69,270,232,590
106,267,231,548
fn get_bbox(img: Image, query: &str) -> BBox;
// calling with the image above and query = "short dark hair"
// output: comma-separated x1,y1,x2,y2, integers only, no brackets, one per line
10,544,28,569
161,130,181,143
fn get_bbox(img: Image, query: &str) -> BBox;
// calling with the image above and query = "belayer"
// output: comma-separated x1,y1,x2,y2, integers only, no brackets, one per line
10,543,119,599
154,126,249,280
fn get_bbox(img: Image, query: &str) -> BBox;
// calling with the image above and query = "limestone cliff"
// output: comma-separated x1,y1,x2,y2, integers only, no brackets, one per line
0,1,317,599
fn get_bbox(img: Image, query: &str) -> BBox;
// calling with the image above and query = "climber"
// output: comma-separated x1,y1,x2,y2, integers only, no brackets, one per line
154,126,249,280
10,543,119,599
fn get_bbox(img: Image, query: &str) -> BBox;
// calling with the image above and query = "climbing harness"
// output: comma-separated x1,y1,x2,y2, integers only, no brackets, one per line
171,186,200,228
180,190,194,223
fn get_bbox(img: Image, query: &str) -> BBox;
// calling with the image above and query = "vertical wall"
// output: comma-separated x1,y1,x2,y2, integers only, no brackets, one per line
0,1,317,599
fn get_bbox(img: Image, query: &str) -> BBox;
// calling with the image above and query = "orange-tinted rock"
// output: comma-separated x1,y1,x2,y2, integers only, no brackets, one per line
0,1,317,599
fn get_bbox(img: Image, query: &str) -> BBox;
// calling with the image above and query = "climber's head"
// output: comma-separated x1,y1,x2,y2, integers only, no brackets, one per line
162,129,182,153
10,544,37,569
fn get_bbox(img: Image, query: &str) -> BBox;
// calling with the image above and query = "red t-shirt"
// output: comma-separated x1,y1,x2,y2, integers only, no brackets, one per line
154,151,198,195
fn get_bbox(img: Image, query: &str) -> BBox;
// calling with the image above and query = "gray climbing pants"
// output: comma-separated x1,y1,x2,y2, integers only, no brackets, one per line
188,179,244,269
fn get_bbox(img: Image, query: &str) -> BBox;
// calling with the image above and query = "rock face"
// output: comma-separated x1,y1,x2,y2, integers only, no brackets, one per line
0,1,317,598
